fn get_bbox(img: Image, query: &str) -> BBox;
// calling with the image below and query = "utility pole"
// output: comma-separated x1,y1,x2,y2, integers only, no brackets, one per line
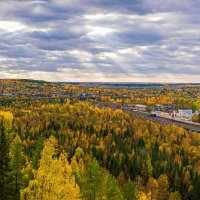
172,96,176,124
122,95,129,112
122,95,125,112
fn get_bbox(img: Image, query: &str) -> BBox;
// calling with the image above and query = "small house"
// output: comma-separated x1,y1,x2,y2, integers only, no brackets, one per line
135,104,146,112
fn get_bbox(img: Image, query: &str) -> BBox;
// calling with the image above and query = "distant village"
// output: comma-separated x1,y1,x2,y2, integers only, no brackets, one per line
133,103,200,123
1,79,200,124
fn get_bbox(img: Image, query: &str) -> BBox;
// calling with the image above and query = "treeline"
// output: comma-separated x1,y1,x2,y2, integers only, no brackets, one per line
192,113,200,123
0,101,200,199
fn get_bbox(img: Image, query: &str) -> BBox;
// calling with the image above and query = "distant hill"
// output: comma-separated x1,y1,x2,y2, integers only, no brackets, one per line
1,79,200,88
56,82,200,88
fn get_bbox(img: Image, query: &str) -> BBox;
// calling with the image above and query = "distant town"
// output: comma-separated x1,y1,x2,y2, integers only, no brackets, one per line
1,79,200,128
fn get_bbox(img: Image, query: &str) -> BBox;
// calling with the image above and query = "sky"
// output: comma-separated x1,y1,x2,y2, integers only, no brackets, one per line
0,0,200,82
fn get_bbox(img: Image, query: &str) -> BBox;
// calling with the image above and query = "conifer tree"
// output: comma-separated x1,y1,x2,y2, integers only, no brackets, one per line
78,159,104,200
123,178,136,200
31,135,44,169
0,112,13,200
0,119,9,200
9,135,26,199
104,171,124,200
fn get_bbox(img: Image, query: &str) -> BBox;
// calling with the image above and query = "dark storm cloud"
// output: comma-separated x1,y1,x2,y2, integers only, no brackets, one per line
0,0,200,81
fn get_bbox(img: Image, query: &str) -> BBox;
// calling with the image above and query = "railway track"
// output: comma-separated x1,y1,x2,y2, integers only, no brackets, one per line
130,110,200,132
94,102,200,133
1,97,200,132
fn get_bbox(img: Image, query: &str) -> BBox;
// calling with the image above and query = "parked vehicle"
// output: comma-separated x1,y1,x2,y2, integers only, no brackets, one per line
150,111,157,117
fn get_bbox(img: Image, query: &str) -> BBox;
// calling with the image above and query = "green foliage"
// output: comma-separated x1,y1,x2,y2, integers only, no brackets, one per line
31,135,45,169
145,157,153,180
168,191,182,200
192,174,200,200
77,159,105,199
0,100,199,199
0,119,10,200
123,178,136,200
75,158,124,200
8,135,26,198
105,173,124,200
192,113,200,123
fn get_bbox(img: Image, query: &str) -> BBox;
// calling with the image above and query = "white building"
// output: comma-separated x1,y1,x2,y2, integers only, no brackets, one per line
135,104,147,112
177,109,194,120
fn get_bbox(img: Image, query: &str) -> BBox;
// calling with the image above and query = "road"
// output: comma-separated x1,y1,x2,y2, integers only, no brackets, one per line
0,97,65,101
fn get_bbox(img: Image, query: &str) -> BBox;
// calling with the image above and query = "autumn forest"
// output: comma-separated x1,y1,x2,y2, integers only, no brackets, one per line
0,80,200,200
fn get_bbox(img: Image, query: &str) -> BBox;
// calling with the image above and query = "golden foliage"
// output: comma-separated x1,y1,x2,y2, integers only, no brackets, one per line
20,137,80,200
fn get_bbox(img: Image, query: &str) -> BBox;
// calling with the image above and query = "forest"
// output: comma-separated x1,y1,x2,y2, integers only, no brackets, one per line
1,80,200,111
0,99,200,200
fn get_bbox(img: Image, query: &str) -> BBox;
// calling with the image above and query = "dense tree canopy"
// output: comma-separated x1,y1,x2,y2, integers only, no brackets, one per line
0,101,199,200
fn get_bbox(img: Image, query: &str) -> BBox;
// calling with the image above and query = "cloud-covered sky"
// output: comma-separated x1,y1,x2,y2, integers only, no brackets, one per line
0,0,200,82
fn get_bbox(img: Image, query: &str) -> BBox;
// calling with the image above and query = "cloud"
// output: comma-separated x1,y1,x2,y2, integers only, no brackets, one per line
0,0,199,82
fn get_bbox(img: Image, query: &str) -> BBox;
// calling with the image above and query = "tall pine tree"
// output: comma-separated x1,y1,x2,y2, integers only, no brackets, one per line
0,119,9,200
